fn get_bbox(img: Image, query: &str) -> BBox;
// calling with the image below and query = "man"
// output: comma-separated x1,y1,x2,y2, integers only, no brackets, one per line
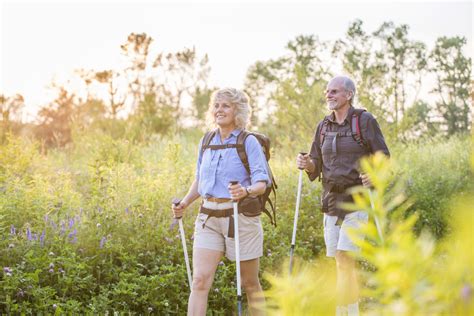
296,75,390,316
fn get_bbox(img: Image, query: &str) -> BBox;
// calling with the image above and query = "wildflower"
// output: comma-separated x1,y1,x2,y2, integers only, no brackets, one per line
17,289,25,298
125,207,129,214
165,237,173,244
461,284,472,303
10,224,16,235
40,230,46,247
44,214,48,222
53,304,57,309
138,213,143,218
100,236,107,248
148,307,153,312
68,229,77,239
60,222,65,235
69,218,75,228
218,261,224,266
49,252,55,256
49,263,55,269
4,267,12,276
49,268,54,273
26,227,32,241
58,268,65,274
97,223,101,228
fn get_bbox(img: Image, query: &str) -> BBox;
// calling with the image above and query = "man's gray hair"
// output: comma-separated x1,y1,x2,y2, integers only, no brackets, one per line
341,76,356,105
331,75,357,105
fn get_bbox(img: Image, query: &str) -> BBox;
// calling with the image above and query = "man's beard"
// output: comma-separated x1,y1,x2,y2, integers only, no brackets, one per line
327,101,340,110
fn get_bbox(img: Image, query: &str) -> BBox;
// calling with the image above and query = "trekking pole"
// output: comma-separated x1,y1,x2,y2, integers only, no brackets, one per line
289,151,307,274
229,180,242,316
367,190,384,244
171,198,193,289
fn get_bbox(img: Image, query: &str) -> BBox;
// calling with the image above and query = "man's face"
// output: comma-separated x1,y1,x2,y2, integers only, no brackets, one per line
325,79,352,111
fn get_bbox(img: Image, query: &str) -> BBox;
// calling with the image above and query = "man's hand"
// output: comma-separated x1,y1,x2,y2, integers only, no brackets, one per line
296,153,313,172
359,173,372,188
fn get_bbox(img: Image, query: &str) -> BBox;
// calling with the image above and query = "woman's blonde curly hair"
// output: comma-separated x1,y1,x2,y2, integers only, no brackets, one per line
205,88,251,129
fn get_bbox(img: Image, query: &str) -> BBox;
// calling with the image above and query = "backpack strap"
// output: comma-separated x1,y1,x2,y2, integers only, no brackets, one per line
236,130,251,174
201,130,217,156
350,109,370,150
319,116,331,147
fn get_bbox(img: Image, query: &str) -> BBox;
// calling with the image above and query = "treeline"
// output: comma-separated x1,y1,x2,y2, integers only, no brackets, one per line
1,20,472,147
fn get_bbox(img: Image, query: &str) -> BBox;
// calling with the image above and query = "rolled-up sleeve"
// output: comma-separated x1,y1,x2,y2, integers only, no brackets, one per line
245,135,270,184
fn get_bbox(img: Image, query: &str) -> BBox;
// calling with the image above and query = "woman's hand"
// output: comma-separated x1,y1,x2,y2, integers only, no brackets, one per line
172,199,189,218
228,182,248,201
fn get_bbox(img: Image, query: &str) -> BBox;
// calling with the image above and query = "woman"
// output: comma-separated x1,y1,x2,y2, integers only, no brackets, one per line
172,88,269,316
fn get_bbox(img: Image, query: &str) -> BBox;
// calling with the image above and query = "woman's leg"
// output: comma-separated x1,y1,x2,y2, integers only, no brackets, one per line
188,248,223,316
241,258,265,316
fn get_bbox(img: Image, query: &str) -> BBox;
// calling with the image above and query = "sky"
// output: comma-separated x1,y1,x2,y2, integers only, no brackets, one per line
1,1,472,121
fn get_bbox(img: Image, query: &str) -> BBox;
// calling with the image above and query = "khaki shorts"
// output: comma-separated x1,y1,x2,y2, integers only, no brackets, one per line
323,211,368,257
193,205,264,261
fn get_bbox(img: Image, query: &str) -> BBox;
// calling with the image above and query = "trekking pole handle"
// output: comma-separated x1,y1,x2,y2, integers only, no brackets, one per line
172,198,183,219
298,152,308,170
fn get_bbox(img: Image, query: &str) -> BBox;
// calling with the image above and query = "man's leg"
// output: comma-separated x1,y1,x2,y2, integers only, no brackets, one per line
188,248,223,316
335,250,359,306
241,258,265,316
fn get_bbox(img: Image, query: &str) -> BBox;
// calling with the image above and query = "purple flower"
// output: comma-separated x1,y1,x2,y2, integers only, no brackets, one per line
60,222,65,235
68,229,77,239
53,304,57,309
26,227,32,241
125,207,129,214
3,267,12,273
58,268,65,274
49,268,54,273
69,218,75,228
40,230,46,247
50,220,57,229
44,214,49,222
461,284,472,302
100,236,107,248
17,289,25,298
10,224,16,235
164,237,173,244
218,261,224,266
32,233,38,241
49,263,55,269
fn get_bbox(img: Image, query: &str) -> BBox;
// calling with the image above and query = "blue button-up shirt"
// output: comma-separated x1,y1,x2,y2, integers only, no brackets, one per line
195,129,270,198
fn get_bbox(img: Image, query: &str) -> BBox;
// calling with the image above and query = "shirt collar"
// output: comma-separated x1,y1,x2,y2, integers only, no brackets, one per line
327,106,355,124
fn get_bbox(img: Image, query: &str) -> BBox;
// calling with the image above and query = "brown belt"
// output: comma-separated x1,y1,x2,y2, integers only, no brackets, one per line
205,197,232,203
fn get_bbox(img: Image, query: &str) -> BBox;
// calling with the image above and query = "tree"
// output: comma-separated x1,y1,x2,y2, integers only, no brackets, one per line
245,34,330,137
373,22,427,135
0,93,24,142
430,36,471,135
332,20,387,122
36,87,77,147
94,70,127,118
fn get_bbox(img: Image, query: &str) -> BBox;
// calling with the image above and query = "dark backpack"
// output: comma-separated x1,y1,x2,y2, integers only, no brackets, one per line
201,129,278,226
319,108,370,150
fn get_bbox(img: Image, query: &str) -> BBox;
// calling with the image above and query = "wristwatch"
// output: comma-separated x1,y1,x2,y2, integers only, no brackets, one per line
245,186,252,196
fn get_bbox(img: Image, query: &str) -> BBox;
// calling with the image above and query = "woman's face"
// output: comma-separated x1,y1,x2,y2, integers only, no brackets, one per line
213,97,236,129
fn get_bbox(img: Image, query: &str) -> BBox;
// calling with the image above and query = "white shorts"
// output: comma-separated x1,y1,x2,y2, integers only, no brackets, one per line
323,211,368,257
